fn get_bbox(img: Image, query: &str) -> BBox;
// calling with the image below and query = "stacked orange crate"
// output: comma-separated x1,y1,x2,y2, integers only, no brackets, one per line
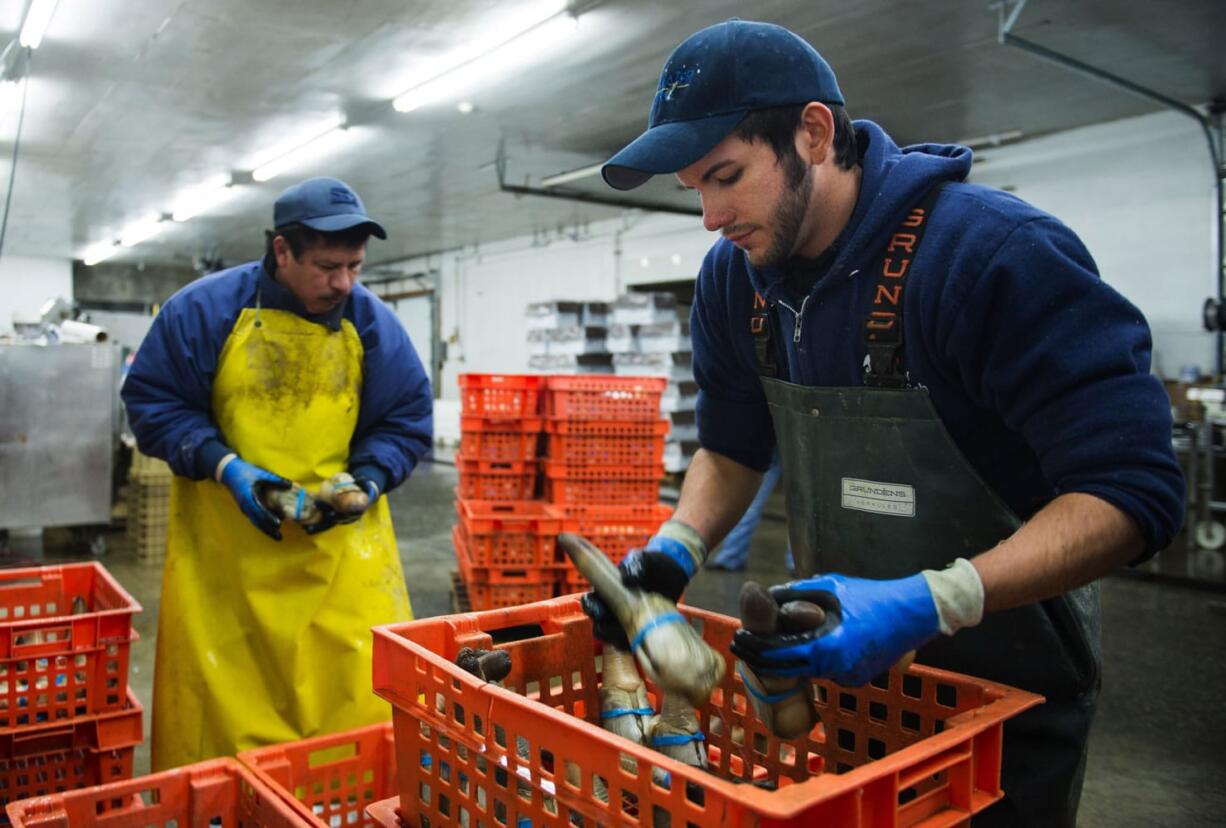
454,374,562,610
542,375,675,594
0,563,143,816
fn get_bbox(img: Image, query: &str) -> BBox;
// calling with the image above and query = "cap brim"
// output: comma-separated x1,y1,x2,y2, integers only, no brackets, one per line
296,214,388,240
602,110,747,191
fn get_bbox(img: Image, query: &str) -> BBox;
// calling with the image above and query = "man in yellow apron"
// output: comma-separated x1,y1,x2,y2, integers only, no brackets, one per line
122,176,432,770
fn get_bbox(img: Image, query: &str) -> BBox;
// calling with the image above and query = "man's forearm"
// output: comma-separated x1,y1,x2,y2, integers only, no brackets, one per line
673,448,767,550
973,492,1146,613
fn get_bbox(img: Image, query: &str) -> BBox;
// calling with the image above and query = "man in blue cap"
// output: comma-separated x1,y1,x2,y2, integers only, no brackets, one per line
583,20,1182,825
123,176,432,769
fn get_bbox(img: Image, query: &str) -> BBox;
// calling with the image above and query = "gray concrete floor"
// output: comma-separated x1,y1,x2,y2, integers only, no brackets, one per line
10,459,1225,825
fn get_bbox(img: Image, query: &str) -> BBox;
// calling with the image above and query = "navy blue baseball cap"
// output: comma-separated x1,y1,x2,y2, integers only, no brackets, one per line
603,19,844,191
273,176,387,239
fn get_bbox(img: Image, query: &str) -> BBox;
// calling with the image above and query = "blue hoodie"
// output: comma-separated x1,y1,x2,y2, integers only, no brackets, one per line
692,120,1183,555
121,261,433,491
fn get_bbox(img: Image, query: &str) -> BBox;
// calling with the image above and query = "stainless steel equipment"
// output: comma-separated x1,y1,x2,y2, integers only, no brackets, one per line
0,343,119,529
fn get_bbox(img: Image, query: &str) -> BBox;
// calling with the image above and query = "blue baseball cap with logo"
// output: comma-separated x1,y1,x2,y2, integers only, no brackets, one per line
602,19,844,191
273,176,387,239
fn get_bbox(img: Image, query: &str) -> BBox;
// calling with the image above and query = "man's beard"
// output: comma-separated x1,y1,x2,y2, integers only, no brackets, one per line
751,159,814,269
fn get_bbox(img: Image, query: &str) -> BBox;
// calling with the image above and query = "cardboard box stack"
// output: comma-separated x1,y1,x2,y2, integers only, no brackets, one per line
126,450,172,565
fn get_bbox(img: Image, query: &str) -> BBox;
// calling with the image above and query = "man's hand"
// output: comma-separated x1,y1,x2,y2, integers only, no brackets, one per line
580,520,707,648
215,454,291,541
731,572,940,686
730,560,984,686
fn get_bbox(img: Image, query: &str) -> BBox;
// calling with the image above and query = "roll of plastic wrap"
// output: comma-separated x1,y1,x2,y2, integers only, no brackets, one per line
59,319,109,342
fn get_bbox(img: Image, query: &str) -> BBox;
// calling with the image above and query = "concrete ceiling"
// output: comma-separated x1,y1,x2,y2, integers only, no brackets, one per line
0,0,1221,271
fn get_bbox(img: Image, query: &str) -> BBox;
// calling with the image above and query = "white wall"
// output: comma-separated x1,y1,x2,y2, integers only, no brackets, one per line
390,108,1217,401
969,110,1218,378
0,256,73,334
388,214,717,401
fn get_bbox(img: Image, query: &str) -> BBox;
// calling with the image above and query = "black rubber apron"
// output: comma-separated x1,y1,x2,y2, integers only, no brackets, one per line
752,186,1100,826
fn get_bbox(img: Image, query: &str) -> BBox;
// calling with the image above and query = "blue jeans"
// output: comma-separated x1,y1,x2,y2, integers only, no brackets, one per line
707,456,784,570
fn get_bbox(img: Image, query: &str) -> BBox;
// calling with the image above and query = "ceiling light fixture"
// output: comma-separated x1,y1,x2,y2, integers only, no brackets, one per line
120,215,167,248
456,101,475,114
171,175,238,222
82,241,118,267
540,162,603,188
19,0,60,49
251,123,351,182
393,8,578,114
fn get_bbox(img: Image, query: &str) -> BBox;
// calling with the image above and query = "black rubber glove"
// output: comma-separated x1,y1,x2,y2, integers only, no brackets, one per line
302,501,361,535
579,520,707,649
580,548,693,648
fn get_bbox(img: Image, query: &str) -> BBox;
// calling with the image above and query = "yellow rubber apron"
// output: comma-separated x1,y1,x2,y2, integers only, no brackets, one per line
151,307,413,771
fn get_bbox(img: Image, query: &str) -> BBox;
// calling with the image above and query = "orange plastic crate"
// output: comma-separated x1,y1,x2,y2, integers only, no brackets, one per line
453,527,563,586
453,531,558,611
543,461,661,507
0,563,140,725
0,688,143,816
238,723,396,828
457,499,563,568
456,456,539,502
372,597,1043,828
365,796,400,826
6,757,309,827
559,503,674,565
544,419,669,466
544,375,666,420
460,416,543,462
459,374,543,419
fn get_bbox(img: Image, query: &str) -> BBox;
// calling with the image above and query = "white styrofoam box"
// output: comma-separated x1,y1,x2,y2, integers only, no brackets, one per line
529,354,614,374
667,408,698,441
661,379,699,413
525,301,583,331
668,423,699,442
527,329,550,355
547,326,609,356
582,302,611,327
612,292,680,326
663,439,700,473
604,323,639,354
638,321,692,354
612,352,693,380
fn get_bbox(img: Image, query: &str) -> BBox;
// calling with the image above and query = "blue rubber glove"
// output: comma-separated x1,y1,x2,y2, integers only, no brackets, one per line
730,572,940,686
580,520,708,648
216,454,292,541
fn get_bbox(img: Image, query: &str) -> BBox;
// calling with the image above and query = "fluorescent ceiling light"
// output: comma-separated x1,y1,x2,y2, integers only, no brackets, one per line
251,123,350,182
393,12,577,113
456,101,474,114
120,215,165,247
19,0,60,49
540,162,603,188
82,241,118,266
171,176,238,222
